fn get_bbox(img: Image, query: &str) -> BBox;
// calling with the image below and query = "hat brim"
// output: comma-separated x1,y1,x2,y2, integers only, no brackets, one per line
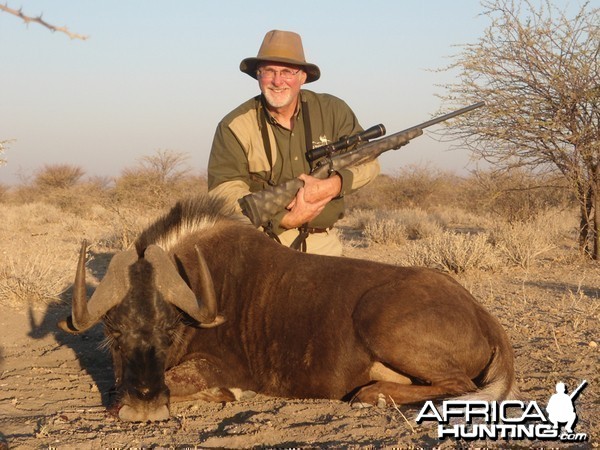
240,57,320,83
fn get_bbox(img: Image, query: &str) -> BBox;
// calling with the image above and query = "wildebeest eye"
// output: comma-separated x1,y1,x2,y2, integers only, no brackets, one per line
159,328,175,346
161,325,181,347
108,331,123,348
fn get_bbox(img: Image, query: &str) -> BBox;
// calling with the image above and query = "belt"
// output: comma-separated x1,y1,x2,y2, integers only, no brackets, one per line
263,224,331,251
290,225,331,252
303,227,329,234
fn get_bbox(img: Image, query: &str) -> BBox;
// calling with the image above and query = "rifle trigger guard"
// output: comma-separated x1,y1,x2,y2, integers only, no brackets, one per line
325,156,335,175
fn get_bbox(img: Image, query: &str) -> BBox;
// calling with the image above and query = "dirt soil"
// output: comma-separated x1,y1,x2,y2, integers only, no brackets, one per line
1,237,598,449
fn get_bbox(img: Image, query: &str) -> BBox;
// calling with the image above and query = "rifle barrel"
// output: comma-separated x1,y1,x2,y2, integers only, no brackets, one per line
391,101,485,137
569,380,588,400
239,100,486,227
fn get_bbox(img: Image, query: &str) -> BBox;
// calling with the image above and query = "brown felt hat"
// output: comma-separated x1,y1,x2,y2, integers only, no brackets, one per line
240,30,321,83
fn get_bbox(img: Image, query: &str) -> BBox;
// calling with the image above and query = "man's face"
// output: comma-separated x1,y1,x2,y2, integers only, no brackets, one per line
257,63,307,110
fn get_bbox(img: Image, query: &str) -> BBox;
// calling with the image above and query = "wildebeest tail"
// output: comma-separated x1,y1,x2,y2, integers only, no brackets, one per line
456,341,520,402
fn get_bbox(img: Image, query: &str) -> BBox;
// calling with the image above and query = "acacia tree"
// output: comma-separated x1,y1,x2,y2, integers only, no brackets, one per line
439,0,600,258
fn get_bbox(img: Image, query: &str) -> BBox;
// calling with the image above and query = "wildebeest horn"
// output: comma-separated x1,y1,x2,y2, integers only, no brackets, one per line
144,245,225,328
58,240,138,334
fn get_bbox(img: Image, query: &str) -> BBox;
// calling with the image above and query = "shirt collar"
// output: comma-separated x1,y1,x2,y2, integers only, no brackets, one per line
259,92,303,126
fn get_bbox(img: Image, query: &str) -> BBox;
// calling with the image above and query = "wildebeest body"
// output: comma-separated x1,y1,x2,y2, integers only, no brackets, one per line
59,196,517,421
175,227,504,396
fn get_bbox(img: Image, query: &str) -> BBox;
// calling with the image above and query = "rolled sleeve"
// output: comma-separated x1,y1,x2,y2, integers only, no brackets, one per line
337,158,380,196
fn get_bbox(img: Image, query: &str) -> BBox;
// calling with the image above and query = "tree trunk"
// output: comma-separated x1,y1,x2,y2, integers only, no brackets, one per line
593,179,599,261
578,184,593,256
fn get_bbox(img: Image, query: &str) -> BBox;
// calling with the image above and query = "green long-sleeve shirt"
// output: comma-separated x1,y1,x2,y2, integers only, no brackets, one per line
208,89,379,233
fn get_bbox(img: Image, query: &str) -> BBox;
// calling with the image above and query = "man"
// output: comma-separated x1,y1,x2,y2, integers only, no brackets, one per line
546,382,577,433
208,30,379,255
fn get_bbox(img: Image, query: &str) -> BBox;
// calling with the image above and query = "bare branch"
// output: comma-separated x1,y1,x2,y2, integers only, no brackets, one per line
437,0,600,257
0,3,88,40
0,139,14,167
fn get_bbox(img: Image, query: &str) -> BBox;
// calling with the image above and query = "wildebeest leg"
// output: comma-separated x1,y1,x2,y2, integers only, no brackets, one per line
165,356,255,403
369,362,412,385
353,372,477,406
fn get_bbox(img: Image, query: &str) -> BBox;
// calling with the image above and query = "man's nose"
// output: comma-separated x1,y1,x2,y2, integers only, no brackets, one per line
271,73,287,85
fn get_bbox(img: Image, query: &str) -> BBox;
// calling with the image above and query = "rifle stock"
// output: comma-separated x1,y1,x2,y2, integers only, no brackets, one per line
239,101,485,227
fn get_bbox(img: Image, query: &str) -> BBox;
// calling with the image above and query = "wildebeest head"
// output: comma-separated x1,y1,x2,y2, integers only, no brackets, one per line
58,241,225,421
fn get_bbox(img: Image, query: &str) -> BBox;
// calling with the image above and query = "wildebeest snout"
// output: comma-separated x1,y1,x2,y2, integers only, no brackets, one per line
118,386,170,422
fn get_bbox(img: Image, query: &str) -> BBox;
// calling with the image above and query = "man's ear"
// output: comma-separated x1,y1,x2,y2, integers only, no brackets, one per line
299,70,308,85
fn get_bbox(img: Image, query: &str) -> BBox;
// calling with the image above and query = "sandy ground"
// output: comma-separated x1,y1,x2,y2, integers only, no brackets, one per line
0,230,598,449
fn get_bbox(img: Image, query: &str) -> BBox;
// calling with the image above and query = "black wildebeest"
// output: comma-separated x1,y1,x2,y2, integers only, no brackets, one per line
59,195,518,421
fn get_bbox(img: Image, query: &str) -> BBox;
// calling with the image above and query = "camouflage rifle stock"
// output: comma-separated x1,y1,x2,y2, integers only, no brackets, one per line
239,101,485,227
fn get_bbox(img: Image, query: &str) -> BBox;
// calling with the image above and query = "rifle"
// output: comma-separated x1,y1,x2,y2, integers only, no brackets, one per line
569,380,588,401
239,101,485,227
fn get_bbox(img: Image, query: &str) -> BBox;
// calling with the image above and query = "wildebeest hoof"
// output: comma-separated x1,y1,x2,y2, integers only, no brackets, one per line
351,396,386,409
351,401,374,409
231,388,257,401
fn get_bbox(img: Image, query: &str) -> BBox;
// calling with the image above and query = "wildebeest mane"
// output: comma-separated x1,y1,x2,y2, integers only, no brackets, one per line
134,195,240,256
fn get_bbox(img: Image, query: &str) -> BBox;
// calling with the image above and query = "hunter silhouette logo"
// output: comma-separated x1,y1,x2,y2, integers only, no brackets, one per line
415,379,589,442
546,380,587,434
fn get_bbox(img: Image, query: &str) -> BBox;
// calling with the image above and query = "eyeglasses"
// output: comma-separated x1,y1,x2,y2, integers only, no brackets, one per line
257,67,301,81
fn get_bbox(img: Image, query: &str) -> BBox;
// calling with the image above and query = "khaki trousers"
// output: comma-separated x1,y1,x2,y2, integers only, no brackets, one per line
276,227,343,256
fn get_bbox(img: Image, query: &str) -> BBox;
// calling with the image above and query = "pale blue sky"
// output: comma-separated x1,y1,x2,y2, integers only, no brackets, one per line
0,1,577,184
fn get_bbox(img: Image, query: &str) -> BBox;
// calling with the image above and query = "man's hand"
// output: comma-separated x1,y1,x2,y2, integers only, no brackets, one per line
280,173,342,229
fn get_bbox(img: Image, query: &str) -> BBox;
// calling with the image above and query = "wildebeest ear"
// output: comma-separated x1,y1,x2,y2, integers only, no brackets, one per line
144,245,223,327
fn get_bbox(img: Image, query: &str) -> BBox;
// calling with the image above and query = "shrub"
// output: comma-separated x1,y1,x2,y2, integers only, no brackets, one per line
346,174,403,211
430,206,492,231
99,206,153,250
462,168,573,222
342,208,377,230
400,231,500,273
0,183,9,202
362,208,444,246
0,251,72,307
363,218,408,247
489,210,568,268
113,150,206,210
33,164,85,189
347,165,465,211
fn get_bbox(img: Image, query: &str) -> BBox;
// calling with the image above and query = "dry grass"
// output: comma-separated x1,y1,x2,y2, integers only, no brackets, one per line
0,201,154,308
361,208,443,247
0,156,585,307
2,156,599,449
0,252,72,307
489,209,575,268
347,166,465,211
399,230,499,273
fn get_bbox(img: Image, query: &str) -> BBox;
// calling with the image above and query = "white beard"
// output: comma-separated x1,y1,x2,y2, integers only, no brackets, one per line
263,87,294,109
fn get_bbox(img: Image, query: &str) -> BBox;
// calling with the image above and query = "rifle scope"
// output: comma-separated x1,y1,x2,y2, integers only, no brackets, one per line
306,124,386,163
